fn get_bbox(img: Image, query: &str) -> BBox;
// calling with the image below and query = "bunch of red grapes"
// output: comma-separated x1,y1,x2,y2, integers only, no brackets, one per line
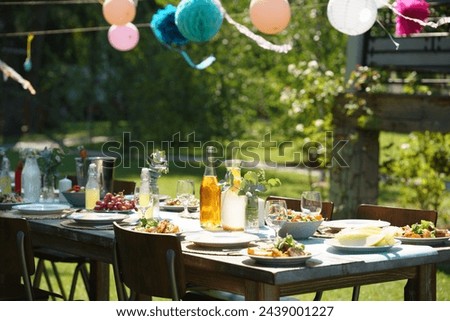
94,192,136,211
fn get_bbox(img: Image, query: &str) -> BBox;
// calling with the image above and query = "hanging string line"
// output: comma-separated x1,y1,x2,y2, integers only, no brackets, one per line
376,19,400,50
213,0,293,53
0,0,103,5
0,23,149,37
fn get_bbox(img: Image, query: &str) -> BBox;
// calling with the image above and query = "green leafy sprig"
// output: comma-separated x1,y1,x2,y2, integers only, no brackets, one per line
238,169,281,197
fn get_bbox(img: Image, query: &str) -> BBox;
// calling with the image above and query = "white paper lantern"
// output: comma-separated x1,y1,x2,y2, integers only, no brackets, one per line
374,0,388,8
327,0,378,36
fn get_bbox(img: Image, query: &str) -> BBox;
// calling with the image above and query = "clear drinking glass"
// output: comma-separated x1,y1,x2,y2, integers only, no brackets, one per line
176,179,195,218
301,191,322,216
264,199,288,240
134,185,153,219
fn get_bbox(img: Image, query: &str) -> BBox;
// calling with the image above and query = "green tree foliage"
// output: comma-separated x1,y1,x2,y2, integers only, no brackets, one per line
1,0,346,145
381,131,450,212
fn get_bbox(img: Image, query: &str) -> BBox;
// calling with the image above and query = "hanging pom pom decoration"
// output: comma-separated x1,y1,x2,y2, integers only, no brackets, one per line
394,0,429,36
23,34,34,72
213,0,292,53
327,0,378,36
102,0,136,26
150,4,216,69
175,0,223,42
151,4,189,46
108,23,140,51
249,0,291,35
385,1,449,32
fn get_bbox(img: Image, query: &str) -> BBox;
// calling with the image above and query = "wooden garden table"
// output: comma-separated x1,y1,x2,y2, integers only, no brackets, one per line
2,210,449,301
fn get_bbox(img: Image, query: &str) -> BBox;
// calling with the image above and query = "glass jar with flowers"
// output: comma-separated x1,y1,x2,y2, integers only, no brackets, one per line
238,169,281,233
38,147,65,202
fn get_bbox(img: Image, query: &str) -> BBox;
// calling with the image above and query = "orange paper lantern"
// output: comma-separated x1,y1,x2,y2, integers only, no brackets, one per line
249,0,291,35
102,0,136,26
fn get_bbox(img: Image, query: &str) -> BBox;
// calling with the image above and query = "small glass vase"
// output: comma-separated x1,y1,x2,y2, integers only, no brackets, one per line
245,194,260,233
42,173,56,203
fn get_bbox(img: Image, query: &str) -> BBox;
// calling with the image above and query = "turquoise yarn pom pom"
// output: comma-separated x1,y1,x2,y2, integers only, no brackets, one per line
175,0,223,42
150,4,189,46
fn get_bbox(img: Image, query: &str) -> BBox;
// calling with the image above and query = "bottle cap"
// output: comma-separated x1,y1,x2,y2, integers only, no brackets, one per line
141,167,150,180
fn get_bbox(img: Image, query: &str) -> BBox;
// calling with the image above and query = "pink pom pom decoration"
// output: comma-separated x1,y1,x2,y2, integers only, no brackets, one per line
395,0,430,36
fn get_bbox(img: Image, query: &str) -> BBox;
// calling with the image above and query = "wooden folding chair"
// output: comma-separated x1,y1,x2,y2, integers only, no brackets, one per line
32,174,91,300
113,222,219,301
113,180,136,195
351,203,438,300
0,217,62,301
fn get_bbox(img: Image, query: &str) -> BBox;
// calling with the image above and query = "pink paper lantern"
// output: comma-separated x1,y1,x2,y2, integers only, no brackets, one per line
249,0,291,35
108,23,139,51
102,0,136,26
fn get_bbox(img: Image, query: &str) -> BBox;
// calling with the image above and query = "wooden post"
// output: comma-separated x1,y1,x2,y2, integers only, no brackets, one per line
330,99,379,219
330,93,450,219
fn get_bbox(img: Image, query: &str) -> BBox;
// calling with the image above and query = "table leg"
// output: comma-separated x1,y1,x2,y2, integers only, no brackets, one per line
89,261,110,301
244,280,280,300
404,264,436,301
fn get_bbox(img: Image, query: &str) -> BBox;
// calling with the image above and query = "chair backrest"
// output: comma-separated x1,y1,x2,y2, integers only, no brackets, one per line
113,222,186,300
113,180,136,195
356,204,438,227
0,217,35,300
266,195,334,221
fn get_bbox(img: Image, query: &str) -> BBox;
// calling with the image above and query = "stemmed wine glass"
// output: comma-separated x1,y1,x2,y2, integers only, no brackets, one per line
264,199,288,240
301,191,322,216
176,179,195,218
134,185,153,220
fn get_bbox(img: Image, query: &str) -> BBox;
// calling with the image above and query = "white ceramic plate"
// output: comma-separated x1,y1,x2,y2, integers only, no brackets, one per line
0,202,31,210
160,205,198,212
247,252,312,267
12,203,71,215
69,213,128,225
185,232,259,248
325,239,401,253
93,209,134,214
321,219,391,231
395,236,450,246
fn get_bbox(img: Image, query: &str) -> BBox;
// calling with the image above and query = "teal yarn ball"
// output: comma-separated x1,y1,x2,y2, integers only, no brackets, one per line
175,0,223,42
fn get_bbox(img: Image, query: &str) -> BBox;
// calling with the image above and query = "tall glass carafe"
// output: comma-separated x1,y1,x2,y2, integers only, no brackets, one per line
22,156,41,202
221,159,246,231
85,163,100,210
200,146,221,230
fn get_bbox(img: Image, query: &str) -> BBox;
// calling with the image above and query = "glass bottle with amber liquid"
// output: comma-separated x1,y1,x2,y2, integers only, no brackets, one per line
200,146,221,230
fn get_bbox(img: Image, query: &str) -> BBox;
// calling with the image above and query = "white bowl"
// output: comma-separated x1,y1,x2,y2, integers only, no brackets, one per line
278,220,323,239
